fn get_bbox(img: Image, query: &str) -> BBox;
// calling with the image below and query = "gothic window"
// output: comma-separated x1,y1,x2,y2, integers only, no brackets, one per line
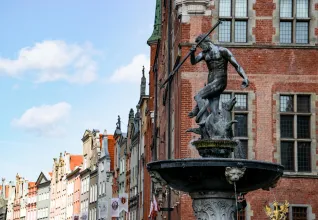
280,0,310,44
219,0,248,43
279,94,312,172
220,93,249,158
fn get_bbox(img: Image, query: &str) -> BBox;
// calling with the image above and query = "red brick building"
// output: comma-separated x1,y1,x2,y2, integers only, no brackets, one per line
145,0,318,219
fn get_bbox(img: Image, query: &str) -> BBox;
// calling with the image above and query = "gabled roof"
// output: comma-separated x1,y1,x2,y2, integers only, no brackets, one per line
35,172,51,186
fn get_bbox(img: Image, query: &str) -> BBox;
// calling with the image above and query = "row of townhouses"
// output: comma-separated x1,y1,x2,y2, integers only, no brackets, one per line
0,130,115,220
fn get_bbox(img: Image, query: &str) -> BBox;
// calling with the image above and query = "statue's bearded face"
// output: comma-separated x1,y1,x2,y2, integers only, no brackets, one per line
199,42,209,51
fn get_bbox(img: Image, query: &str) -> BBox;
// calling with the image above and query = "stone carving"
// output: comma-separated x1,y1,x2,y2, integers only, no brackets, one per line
191,192,236,220
233,140,246,159
225,167,246,184
175,0,210,20
149,171,167,186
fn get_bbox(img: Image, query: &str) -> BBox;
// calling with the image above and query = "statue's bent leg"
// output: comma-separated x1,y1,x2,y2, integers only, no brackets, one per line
201,81,226,100
189,88,205,118
209,95,220,116
196,82,225,121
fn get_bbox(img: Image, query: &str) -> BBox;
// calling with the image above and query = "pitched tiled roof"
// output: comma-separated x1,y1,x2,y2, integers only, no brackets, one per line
70,155,83,171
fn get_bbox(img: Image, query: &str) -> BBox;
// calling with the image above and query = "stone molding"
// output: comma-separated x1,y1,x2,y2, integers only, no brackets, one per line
175,0,210,22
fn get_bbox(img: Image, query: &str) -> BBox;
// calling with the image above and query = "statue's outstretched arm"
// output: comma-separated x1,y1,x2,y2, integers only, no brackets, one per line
222,48,249,88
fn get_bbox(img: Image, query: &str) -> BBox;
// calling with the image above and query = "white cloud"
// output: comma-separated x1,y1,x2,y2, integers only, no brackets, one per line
12,84,20,90
11,102,72,137
109,54,150,83
0,40,98,84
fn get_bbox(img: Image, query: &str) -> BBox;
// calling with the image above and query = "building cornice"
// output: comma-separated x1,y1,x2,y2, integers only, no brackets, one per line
80,168,91,177
90,169,98,176
66,167,81,179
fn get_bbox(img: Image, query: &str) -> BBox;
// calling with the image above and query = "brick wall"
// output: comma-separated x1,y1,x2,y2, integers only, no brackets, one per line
145,0,318,219
143,42,157,220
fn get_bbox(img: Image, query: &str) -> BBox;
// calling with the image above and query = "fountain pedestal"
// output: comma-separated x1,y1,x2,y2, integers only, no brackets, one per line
191,192,236,219
148,158,283,220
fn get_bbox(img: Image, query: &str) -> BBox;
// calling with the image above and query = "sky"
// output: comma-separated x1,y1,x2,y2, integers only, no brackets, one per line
0,0,156,182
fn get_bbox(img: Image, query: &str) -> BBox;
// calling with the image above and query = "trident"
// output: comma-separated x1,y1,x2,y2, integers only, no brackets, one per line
160,19,224,89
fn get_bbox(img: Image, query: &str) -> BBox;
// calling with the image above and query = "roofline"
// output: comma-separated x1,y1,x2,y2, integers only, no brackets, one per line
80,168,91,177
66,167,82,179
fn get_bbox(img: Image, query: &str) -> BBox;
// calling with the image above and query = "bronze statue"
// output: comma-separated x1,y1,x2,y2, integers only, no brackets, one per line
186,34,249,144
189,34,249,126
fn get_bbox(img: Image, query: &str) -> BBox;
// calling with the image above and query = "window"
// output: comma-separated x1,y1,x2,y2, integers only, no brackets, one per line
123,160,125,173
286,206,308,220
95,184,98,201
86,178,90,192
219,0,248,43
280,95,312,172
279,0,310,44
90,186,93,203
84,156,87,169
220,93,249,158
81,181,84,194
100,162,104,172
119,160,122,174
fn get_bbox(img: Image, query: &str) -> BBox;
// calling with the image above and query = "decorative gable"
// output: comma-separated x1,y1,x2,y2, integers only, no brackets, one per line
35,172,48,186
82,130,92,142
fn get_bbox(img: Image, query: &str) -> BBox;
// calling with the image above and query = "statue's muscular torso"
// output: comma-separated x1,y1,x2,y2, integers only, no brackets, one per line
202,47,228,84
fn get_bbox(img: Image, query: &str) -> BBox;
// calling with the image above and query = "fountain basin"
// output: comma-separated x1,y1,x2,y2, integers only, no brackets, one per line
147,158,283,193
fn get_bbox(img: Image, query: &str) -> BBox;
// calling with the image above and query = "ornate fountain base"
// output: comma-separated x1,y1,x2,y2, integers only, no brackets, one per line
192,139,237,158
191,192,236,220
148,159,283,220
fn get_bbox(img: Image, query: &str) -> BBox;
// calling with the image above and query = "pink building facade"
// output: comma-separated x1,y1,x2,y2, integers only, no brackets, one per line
66,167,82,220
50,153,83,220
73,172,81,219
26,183,37,220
